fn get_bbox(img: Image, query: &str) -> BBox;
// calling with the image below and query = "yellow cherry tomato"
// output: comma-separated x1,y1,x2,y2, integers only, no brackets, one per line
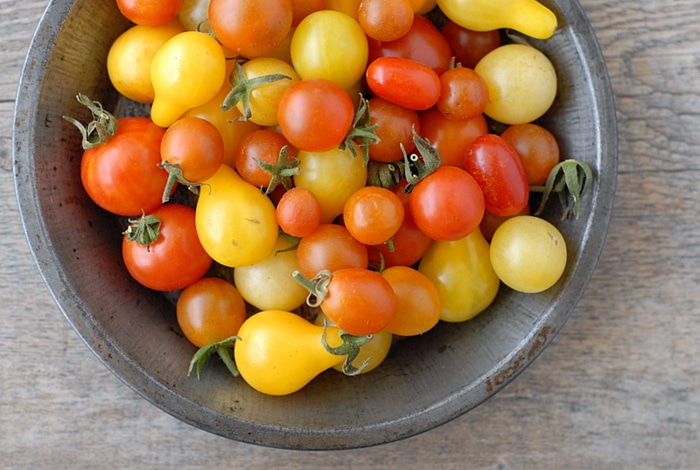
107,19,184,103
475,44,558,125
436,0,557,40
195,164,278,268
419,228,500,322
150,31,227,127
234,310,346,396
293,145,368,223
291,10,368,90
489,215,567,293
233,235,309,312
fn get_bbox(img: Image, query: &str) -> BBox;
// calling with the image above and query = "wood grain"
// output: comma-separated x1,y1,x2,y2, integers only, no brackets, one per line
1,0,699,468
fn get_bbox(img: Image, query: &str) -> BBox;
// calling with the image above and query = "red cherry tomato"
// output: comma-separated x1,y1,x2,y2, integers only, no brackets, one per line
418,107,488,167
436,66,489,121
116,0,184,26
367,97,421,163
277,78,355,151
122,204,213,292
320,267,397,336
440,20,501,69
464,134,530,217
296,223,369,278
366,56,441,111
409,166,485,241
80,117,168,216
343,186,405,246
500,123,561,186
367,14,453,75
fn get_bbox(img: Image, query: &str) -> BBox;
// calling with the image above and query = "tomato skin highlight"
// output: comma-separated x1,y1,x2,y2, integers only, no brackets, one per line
122,204,213,292
409,166,485,241
464,133,530,217
366,56,441,111
80,117,168,217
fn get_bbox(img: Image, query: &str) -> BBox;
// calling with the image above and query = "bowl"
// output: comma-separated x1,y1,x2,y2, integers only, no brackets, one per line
13,0,617,450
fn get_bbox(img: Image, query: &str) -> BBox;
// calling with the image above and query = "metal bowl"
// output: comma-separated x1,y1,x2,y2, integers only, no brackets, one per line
13,0,616,450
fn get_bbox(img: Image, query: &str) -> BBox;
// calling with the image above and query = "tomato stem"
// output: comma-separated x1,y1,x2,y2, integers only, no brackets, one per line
320,323,372,376
341,94,380,166
62,93,118,149
402,128,442,193
292,270,331,308
123,211,161,251
255,145,300,195
530,159,594,220
158,160,205,203
221,61,292,121
187,336,240,379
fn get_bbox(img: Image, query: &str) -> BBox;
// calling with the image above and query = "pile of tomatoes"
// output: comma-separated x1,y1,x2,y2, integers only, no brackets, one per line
66,0,587,396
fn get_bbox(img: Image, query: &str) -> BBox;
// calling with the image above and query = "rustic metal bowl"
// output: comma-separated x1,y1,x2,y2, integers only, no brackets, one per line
13,0,616,450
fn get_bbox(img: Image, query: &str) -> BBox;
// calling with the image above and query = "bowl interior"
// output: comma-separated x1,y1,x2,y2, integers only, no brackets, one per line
14,0,617,450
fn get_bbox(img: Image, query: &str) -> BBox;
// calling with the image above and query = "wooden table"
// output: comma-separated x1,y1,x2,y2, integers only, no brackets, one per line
2,1,698,468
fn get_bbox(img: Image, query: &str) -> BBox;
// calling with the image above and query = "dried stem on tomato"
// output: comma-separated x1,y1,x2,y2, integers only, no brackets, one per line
62,93,118,149
530,159,594,220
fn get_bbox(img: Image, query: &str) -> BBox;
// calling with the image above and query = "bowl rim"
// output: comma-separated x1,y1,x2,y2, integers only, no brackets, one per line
13,0,618,450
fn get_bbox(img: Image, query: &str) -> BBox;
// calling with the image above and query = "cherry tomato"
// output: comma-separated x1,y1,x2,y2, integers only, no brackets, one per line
500,123,561,186
318,267,397,336
358,0,414,42
381,265,441,336
122,204,213,292
80,116,168,216
440,20,501,69
234,129,296,189
367,14,452,76
291,9,368,90
150,31,227,127
208,0,293,57
419,228,500,322
366,56,441,111
464,134,529,217
160,116,224,184
176,277,247,347
107,20,185,104
418,106,488,167
294,146,368,223
233,235,309,312
275,187,322,238
234,310,346,395
436,66,489,121
367,97,420,163
296,223,369,278
409,166,485,241
195,164,279,268
116,0,184,26
474,44,557,125
343,186,405,246
277,78,355,152
368,180,433,267
489,215,567,293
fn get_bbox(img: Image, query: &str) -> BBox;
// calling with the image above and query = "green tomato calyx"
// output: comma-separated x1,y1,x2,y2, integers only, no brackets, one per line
123,211,161,251
321,322,373,376
187,336,240,379
255,145,300,195
402,128,442,193
531,159,594,220
62,93,118,149
341,94,381,166
292,269,331,308
221,60,291,121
